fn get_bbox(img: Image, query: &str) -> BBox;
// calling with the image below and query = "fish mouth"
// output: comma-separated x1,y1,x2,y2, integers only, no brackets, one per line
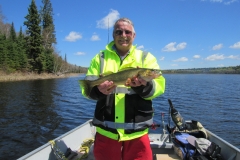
149,69,161,74
149,69,162,78
149,73,161,78
139,69,161,81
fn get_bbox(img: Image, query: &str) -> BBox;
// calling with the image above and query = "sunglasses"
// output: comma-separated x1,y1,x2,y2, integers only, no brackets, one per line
115,30,133,36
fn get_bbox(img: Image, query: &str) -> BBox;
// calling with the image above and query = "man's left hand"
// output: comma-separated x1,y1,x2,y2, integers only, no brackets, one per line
125,76,147,87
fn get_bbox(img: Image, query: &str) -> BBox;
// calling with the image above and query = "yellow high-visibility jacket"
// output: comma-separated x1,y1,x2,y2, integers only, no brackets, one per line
81,41,165,141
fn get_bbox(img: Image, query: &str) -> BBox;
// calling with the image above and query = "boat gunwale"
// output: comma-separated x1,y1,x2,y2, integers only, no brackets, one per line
17,119,94,160
18,119,240,160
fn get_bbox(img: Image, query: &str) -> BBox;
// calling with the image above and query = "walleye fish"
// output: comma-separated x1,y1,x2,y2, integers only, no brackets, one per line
79,68,162,97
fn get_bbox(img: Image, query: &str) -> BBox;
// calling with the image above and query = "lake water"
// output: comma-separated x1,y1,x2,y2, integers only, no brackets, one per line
0,74,239,159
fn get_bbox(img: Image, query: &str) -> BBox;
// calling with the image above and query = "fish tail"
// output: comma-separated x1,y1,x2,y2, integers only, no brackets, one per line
79,80,92,97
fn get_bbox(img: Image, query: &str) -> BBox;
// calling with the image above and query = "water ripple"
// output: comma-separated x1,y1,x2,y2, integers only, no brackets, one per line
0,74,240,159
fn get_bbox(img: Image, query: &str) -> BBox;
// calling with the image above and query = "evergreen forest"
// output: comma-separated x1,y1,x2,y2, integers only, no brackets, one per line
162,66,240,74
0,0,87,75
0,0,239,75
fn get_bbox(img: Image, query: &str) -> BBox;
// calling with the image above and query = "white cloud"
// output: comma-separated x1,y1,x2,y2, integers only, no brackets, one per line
193,55,201,59
229,41,240,49
65,32,82,42
159,57,165,61
203,0,237,5
212,43,223,50
224,0,237,5
173,57,188,62
75,52,85,55
210,0,223,2
91,34,100,41
205,54,225,61
97,9,120,29
162,42,187,52
227,55,240,59
205,54,240,61
137,45,144,50
177,42,187,50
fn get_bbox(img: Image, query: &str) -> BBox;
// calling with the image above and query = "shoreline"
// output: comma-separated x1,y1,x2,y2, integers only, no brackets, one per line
0,72,83,82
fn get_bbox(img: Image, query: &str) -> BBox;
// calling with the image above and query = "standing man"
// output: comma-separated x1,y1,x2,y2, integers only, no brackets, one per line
81,18,165,160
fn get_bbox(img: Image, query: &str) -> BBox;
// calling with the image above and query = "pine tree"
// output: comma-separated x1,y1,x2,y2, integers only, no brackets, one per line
40,0,56,49
44,48,54,73
64,53,67,63
8,22,19,69
9,22,16,41
40,0,56,73
0,32,7,70
24,0,44,73
17,27,28,70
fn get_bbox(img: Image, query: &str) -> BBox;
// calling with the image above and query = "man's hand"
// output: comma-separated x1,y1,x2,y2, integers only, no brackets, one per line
98,81,116,95
125,76,147,87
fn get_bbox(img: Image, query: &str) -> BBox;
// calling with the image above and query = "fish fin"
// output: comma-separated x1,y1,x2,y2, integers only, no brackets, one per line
79,80,92,97
118,67,136,72
101,71,114,76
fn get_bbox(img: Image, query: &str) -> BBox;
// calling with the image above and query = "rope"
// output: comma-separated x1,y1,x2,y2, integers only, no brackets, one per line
78,138,94,160
49,138,94,160
49,140,68,160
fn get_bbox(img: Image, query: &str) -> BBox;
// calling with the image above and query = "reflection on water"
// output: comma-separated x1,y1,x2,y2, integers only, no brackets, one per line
0,74,240,159
0,80,62,159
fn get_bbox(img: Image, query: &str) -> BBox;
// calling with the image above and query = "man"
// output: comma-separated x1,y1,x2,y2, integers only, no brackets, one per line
81,18,165,160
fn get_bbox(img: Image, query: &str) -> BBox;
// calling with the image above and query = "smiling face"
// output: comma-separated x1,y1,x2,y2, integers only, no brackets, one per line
113,20,136,56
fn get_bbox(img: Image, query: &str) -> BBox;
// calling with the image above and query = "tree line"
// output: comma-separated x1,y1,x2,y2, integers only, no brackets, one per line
162,65,240,74
0,0,87,74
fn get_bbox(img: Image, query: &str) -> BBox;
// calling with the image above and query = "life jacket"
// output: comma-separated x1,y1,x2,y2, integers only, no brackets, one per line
83,41,165,141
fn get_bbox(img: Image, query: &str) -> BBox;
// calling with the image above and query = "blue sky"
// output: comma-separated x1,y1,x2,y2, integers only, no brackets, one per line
1,0,240,69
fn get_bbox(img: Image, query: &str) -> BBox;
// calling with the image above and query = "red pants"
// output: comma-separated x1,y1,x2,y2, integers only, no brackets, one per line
93,132,152,160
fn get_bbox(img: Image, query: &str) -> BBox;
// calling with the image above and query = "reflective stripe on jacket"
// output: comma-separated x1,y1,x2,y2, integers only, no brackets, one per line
82,41,165,141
